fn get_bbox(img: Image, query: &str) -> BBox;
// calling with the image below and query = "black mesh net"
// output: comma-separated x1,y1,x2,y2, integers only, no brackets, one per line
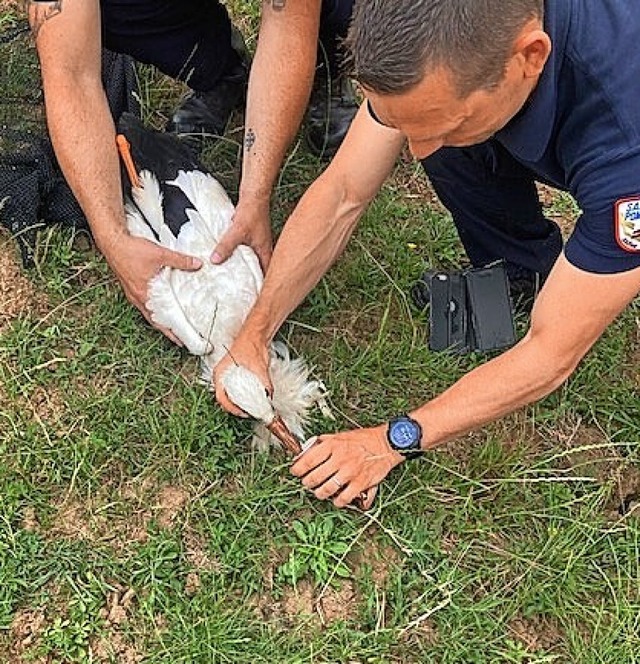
0,18,139,267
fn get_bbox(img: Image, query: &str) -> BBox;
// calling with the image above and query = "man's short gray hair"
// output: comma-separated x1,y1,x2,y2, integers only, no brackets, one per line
346,0,544,97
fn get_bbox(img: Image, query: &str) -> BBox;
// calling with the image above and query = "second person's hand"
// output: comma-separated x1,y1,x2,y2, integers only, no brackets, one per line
290,426,404,509
101,232,202,345
211,195,273,272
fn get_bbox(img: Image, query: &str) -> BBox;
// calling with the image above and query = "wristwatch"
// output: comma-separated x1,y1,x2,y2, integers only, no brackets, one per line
386,415,424,458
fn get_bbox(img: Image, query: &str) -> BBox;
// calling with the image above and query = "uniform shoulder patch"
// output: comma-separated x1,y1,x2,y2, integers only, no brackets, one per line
615,197,640,253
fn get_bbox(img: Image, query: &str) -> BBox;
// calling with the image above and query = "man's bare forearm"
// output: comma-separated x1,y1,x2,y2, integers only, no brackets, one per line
238,105,406,344
239,0,320,203
31,0,125,253
243,171,366,341
414,331,574,447
43,73,127,253
413,257,640,449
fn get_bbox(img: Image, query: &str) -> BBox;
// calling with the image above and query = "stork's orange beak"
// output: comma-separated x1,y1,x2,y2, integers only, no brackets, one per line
116,134,141,189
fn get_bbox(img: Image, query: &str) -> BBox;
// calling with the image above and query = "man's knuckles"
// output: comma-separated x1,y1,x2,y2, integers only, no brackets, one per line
291,450,328,477
313,484,336,501
300,466,332,488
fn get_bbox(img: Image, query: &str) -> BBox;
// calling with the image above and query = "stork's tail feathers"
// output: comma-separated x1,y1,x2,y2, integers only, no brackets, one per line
267,341,332,440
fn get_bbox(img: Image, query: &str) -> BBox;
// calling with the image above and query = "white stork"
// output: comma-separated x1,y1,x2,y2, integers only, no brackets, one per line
116,113,329,451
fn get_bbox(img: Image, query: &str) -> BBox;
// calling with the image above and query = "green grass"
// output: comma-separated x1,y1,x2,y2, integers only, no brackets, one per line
1,2,640,662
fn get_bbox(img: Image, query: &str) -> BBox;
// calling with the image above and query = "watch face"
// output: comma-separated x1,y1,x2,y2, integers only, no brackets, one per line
389,418,421,449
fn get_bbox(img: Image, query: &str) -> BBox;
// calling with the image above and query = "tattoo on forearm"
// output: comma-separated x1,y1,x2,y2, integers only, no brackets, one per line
28,0,63,39
245,128,257,152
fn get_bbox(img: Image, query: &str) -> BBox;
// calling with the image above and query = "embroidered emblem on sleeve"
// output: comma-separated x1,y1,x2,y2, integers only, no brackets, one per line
615,197,640,253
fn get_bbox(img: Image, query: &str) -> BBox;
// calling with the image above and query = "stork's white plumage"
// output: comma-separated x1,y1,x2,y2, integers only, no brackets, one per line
117,114,329,449
126,169,263,364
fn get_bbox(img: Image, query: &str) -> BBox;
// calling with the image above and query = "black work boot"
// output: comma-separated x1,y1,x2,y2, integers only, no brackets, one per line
508,269,544,314
410,269,439,310
305,70,358,160
167,29,249,139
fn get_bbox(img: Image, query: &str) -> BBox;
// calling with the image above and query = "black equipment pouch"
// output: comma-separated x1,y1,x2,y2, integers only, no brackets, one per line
429,272,469,353
424,262,516,353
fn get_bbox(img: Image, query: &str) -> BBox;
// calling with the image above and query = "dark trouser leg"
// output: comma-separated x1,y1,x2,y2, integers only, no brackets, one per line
307,0,357,158
319,0,354,74
421,140,563,279
100,0,236,92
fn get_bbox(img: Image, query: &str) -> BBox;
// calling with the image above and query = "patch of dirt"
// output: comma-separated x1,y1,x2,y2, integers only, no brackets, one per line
22,506,38,532
6,592,142,664
46,478,191,548
104,476,158,547
91,631,142,664
0,231,49,335
553,420,640,518
183,529,220,572
27,385,67,429
8,608,47,661
49,493,134,546
249,536,404,629
10,586,142,663
100,587,136,628
0,0,24,17
45,478,196,554
118,475,157,503
356,541,402,588
252,578,359,627
252,579,315,625
50,499,95,540
316,580,357,623
508,614,565,654
0,376,72,444
154,485,189,528
184,572,201,597
91,586,142,663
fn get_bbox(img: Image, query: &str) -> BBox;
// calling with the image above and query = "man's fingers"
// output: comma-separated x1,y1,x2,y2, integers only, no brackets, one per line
360,485,378,510
291,440,333,477
300,460,339,490
255,244,272,273
333,483,378,510
210,224,272,272
156,324,184,347
211,227,242,265
162,248,203,271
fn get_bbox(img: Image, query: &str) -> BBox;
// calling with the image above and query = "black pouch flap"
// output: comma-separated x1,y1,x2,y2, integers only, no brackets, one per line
464,262,516,352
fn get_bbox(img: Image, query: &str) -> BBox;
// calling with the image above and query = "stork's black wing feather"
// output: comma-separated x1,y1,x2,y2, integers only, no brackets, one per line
117,113,209,238
117,113,205,179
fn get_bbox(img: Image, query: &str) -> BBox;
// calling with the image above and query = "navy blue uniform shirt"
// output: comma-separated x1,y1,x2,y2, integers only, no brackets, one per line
496,0,640,274
368,0,640,274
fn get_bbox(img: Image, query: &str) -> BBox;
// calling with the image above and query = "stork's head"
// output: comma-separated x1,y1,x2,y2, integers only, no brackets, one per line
117,113,202,183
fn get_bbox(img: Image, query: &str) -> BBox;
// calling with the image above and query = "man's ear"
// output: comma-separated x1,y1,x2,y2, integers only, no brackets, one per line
514,25,552,79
